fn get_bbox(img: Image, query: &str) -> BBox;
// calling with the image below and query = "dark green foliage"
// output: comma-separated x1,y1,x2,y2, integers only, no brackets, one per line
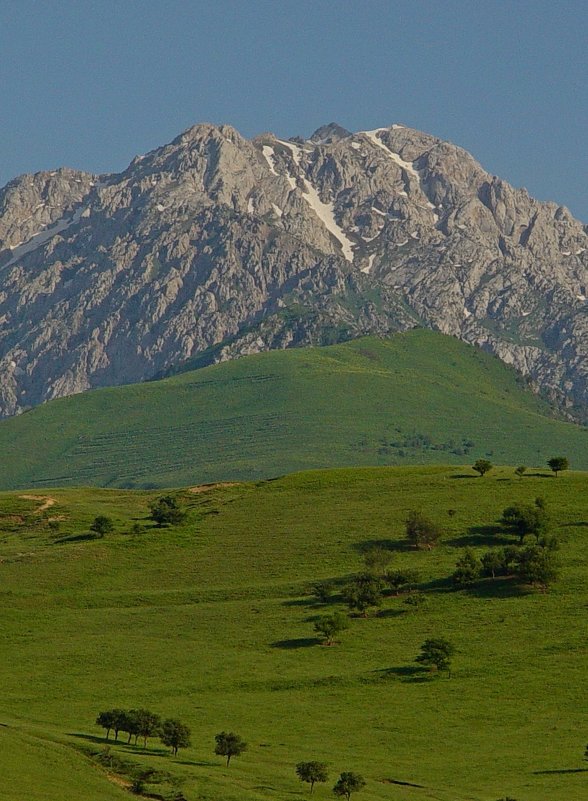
310,581,334,604
90,515,114,536
96,710,116,740
386,568,419,594
134,709,161,748
516,544,558,590
452,549,481,586
214,731,247,766
295,761,329,793
480,549,507,579
547,456,569,476
333,771,366,800
472,458,493,477
342,574,384,616
514,465,527,479
313,612,349,645
403,590,427,611
416,637,455,674
502,500,549,542
405,510,442,549
149,496,186,527
363,546,393,575
160,719,191,756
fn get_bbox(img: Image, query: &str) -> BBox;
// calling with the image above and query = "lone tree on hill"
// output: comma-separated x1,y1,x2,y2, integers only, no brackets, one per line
416,637,455,676
149,495,186,527
547,456,569,477
160,719,191,756
214,731,247,766
333,771,366,800
295,761,329,793
472,459,493,477
405,510,442,549
90,515,114,537
342,574,383,616
514,465,527,479
314,611,349,645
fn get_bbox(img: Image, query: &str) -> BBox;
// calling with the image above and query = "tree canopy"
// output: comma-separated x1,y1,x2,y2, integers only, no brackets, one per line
405,510,442,549
295,761,328,793
160,718,191,755
333,771,366,800
214,731,247,766
547,456,569,476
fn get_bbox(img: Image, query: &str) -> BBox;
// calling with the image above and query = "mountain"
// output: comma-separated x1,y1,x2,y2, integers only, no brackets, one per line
0,122,586,419
0,330,586,490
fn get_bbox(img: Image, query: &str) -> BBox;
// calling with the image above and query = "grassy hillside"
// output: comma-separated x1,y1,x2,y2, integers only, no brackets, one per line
1,466,587,800
0,330,587,490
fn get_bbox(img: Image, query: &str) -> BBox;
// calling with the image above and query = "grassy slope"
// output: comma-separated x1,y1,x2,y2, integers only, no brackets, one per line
0,330,587,490
1,466,587,800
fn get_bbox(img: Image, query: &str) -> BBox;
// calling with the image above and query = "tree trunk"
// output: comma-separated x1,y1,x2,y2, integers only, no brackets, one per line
226,755,231,766
105,728,110,740
127,732,132,744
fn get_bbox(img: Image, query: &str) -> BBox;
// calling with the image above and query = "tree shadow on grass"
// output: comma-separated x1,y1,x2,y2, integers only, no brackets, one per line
449,473,478,479
463,576,531,599
445,524,507,548
67,732,107,744
352,538,409,554
376,607,405,619
561,521,588,527
177,759,218,768
54,532,100,544
533,768,588,775
271,637,321,649
527,472,555,478
372,666,431,683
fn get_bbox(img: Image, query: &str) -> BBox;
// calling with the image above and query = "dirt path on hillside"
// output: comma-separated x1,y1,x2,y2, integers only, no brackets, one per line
188,482,239,494
19,494,57,513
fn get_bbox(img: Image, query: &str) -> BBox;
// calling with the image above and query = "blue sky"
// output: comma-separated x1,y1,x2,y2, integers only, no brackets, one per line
1,0,586,219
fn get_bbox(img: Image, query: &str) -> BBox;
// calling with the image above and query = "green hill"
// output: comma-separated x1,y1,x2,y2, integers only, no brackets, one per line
0,330,586,490
0,466,586,800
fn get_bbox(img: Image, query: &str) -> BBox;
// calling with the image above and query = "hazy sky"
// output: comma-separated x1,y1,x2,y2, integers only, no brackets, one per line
1,0,586,219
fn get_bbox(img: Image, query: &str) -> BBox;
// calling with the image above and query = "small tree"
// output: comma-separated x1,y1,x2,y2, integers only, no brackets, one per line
403,590,427,611
96,710,116,740
405,510,442,549
160,719,191,756
416,637,455,675
314,612,349,645
452,549,481,586
502,502,549,543
514,465,527,479
135,709,161,748
472,459,493,477
310,581,334,604
386,568,419,595
296,761,328,794
363,546,393,576
214,731,247,766
547,456,569,477
149,496,186,527
122,709,141,744
342,574,383,616
90,515,114,536
480,549,506,579
333,771,366,800
515,545,558,590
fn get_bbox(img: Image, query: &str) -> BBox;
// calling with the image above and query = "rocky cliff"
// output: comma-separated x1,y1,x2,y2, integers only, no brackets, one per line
0,122,586,418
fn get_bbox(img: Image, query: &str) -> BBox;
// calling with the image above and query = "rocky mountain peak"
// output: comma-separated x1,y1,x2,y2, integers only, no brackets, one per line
0,121,586,420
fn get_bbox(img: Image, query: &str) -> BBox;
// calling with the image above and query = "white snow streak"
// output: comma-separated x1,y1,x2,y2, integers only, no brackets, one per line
4,206,86,268
576,294,586,301
271,203,283,218
277,140,355,262
361,128,439,219
262,145,279,176
361,254,376,274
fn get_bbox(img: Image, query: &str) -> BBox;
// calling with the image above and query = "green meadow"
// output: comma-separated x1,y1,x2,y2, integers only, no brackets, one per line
1,465,586,800
0,330,587,490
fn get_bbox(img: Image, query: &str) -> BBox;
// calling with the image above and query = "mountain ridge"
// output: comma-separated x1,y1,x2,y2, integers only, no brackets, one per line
0,121,586,418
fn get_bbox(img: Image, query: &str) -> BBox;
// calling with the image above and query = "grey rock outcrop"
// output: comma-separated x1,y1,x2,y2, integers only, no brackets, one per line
0,121,586,418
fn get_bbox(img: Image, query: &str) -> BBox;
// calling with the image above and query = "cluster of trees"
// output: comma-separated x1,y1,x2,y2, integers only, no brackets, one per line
96,710,246,764
452,497,559,590
296,763,366,799
85,496,187,539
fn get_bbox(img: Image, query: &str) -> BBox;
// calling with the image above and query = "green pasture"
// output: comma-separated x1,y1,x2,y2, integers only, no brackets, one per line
0,330,587,490
0,465,587,800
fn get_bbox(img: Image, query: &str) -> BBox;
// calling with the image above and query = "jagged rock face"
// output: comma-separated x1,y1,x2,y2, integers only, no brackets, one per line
0,122,586,418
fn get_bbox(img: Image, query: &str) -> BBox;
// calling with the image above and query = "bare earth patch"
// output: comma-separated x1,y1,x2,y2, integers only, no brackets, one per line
188,482,239,494
19,494,57,513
